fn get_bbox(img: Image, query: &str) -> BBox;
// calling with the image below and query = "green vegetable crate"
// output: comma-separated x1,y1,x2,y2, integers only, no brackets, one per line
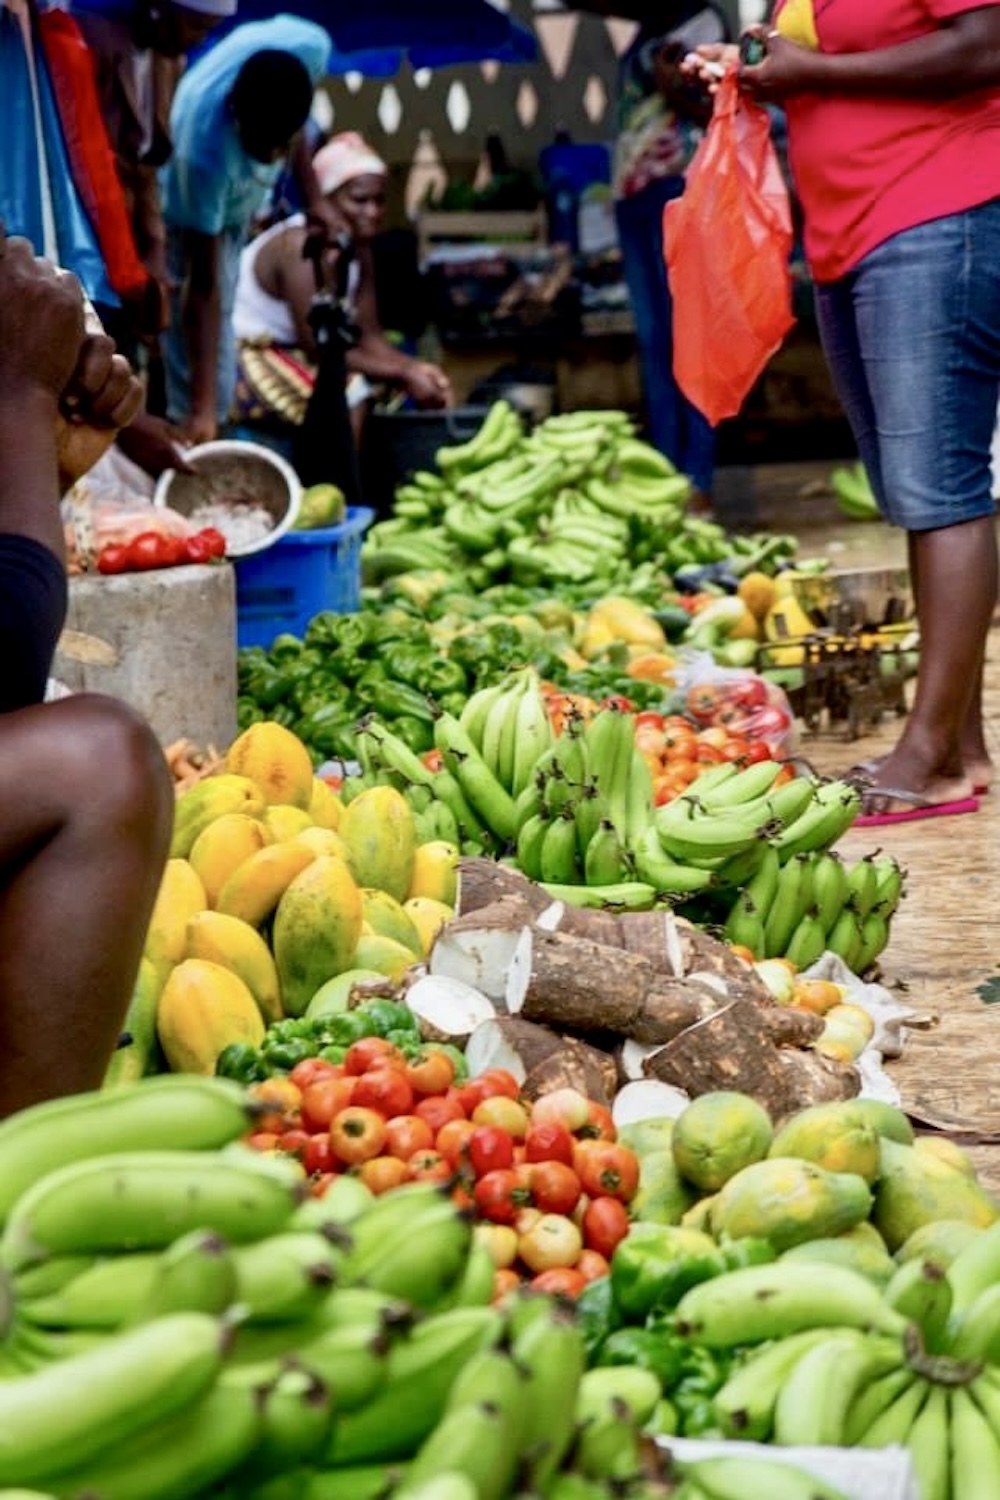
234,506,374,649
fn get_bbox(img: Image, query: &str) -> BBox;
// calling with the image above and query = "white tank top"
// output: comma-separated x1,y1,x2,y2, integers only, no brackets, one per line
233,214,306,344
233,214,363,344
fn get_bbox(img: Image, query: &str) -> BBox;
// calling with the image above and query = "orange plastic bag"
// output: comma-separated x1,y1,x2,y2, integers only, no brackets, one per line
664,71,795,426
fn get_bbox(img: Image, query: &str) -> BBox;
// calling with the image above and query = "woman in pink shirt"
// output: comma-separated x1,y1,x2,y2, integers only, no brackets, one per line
695,5,1000,824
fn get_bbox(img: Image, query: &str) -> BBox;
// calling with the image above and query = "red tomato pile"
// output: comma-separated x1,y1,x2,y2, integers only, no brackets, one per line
244,1046,638,1303
96,527,227,574
634,709,792,806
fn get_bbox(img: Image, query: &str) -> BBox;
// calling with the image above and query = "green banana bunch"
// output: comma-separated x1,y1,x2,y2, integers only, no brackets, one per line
675,1454,854,1500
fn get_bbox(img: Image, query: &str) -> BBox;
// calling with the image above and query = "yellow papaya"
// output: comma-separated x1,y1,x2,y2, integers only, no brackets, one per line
144,859,207,971
215,843,317,929
768,1101,882,1184
339,787,416,904
156,958,264,1075
189,813,270,908
309,778,343,831
914,1135,977,1179
169,775,265,859
361,889,424,958
671,1091,774,1192
872,1139,999,1252
402,897,453,957
272,856,363,1017
350,934,419,984
261,805,315,842
185,910,283,1024
710,1157,872,1251
224,722,314,810
293,827,353,863
407,840,459,906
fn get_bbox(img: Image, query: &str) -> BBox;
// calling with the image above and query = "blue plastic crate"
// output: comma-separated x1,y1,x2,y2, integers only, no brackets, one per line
234,506,374,649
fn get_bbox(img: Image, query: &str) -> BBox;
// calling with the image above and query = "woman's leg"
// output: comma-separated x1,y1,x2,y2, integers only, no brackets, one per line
0,694,173,1114
816,204,1000,806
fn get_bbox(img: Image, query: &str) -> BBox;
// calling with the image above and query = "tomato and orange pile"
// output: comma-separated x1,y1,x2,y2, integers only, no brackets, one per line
244,1040,639,1303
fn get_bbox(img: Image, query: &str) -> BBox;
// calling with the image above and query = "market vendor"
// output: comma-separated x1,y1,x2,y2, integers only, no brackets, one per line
159,15,334,445
231,130,453,445
0,231,173,1115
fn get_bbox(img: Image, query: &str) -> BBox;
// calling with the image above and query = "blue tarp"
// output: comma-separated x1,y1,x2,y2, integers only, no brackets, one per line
70,0,537,72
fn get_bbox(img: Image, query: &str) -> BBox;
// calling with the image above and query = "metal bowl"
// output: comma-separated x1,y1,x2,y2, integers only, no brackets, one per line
153,440,301,558
790,566,914,630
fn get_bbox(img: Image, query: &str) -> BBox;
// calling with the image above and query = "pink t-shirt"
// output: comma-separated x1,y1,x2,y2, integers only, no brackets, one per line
779,0,1000,282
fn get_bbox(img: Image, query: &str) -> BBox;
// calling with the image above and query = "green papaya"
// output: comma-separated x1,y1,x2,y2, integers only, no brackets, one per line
710,1157,872,1252
872,1139,998,1253
768,1101,882,1185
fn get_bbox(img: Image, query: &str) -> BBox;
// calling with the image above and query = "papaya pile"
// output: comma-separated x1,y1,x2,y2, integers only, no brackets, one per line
114,722,455,1082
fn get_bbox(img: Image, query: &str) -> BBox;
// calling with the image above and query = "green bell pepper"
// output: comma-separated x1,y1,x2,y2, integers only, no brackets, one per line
357,998,417,1035
596,1327,686,1393
262,1038,313,1072
610,1225,725,1321
391,715,434,753
305,612,372,654
317,1011,378,1047
215,1043,268,1084
574,1275,623,1363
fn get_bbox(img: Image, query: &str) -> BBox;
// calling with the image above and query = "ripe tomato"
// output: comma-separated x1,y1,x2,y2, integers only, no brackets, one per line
352,1068,414,1119
718,735,752,762
742,739,775,765
127,531,170,571
529,1161,582,1217
302,1134,337,1176
654,766,697,804
245,1130,280,1152
695,742,727,764
474,1168,530,1226
329,1106,387,1165
579,1101,617,1142
435,1117,477,1165
471,1096,529,1139
158,534,188,567
518,1213,584,1273
345,1038,407,1076
299,1076,356,1133
662,724,698,758
576,1249,611,1283
530,1267,588,1299
530,1088,590,1133
467,1125,515,1179
574,1143,640,1204
406,1148,453,1183
685,684,724,723
728,676,770,709
458,1069,521,1114
414,1093,465,1134
383,1114,434,1161
96,543,130,575
405,1048,456,1097
195,526,227,559
697,726,731,750
183,533,215,565
275,1128,309,1158
634,711,666,733
289,1058,341,1092
524,1121,576,1166
473,1222,519,1269
582,1195,631,1259
599,695,634,713
358,1154,409,1193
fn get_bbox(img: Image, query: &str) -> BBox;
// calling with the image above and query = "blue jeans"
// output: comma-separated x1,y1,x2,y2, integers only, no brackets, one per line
615,177,716,495
815,199,1000,532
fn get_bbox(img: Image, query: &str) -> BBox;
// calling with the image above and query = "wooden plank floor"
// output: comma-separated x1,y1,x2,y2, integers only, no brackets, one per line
716,463,1000,1188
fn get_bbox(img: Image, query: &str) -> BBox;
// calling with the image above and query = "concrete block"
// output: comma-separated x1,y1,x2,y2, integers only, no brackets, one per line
55,563,238,749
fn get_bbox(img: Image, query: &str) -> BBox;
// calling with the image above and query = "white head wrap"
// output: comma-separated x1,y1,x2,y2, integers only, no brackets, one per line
313,132,387,195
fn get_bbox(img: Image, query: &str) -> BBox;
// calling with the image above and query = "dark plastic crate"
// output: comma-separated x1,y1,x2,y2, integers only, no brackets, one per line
234,506,374,649
361,406,490,518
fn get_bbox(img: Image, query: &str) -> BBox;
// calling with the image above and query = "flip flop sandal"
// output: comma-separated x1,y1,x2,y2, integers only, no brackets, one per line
854,788,981,827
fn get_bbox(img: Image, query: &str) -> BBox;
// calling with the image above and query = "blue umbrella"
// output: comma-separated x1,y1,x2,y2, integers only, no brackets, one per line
227,0,537,70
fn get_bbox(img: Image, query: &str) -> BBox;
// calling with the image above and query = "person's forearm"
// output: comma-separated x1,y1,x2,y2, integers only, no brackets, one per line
347,335,413,384
802,14,1000,95
0,393,65,560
